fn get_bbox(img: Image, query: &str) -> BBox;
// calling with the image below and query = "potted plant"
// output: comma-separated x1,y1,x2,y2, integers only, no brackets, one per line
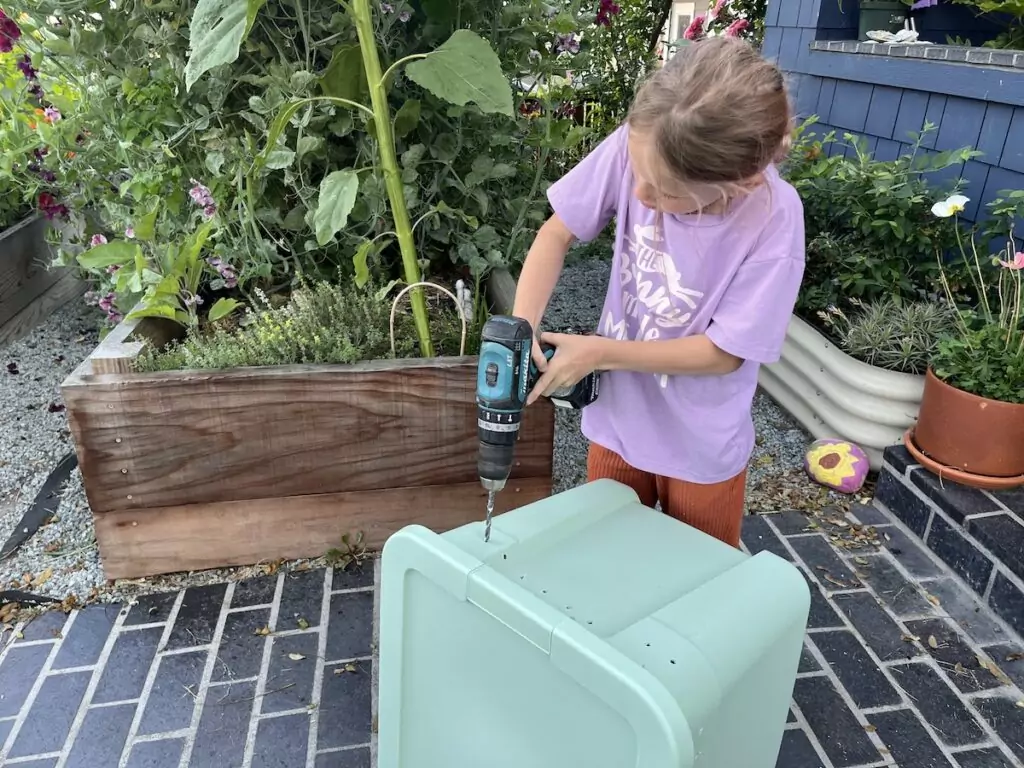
858,0,910,40
904,193,1024,489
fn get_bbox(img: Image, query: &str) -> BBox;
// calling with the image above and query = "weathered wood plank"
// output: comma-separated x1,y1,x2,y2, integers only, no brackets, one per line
0,270,84,345
0,217,60,329
63,360,554,513
93,477,551,579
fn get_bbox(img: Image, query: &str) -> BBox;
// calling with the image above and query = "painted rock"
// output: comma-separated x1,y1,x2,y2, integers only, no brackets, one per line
804,439,869,494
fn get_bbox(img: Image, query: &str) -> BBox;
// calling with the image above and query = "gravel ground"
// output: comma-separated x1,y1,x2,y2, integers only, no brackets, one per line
0,301,101,607
1,262,864,626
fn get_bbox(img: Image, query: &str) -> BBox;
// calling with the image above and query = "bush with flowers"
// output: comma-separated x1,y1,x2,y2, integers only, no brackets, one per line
0,9,85,231
676,0,761,44
2,0,611,347
778,117,979,374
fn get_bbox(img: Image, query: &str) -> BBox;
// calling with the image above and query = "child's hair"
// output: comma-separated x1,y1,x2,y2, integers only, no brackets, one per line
628,37,791,185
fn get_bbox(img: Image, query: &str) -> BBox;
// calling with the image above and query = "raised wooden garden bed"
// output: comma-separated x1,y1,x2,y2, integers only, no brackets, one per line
0,215,83,343
62,281,554,579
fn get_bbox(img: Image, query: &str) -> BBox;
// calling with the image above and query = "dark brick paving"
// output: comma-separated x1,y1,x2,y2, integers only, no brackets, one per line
0,565,375,768
1,488,1022,767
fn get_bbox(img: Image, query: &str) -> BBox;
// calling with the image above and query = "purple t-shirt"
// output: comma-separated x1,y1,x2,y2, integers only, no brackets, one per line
547,125,805,484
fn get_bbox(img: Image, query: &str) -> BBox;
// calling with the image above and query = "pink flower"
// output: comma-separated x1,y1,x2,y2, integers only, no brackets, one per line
125,226,135,238
999,251,1024,270
188,179,214,207
724,18,750,37
90,234,108,247
683,14,706,41
710,0,728,19
43,106,61,123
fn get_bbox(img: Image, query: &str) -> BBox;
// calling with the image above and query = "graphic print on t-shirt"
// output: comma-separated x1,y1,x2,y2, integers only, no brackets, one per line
600,222,705,388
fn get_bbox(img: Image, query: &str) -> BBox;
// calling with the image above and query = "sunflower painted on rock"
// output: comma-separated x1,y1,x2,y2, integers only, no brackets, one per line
804,439,870,494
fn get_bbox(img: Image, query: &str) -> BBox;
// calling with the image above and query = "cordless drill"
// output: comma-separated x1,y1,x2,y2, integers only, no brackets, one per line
476,315,600,541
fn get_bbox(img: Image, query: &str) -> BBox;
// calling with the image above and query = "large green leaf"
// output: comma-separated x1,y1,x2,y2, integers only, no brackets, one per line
208,298,242,322
393,100,421,139
406,30,513,117
127,303,178,321
314,170,359,246
321,44,367,102
77,241,140,270
352,240,375,288
185,0,267,91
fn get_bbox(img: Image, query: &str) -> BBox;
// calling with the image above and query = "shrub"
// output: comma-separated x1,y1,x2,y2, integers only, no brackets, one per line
819,298,956,375
782,117,977,315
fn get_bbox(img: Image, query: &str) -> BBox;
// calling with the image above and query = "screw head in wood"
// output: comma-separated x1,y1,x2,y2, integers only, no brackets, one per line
121,468,128,474
115,438,122,443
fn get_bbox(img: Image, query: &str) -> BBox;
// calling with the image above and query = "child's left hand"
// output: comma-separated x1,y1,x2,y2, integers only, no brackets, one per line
527,332,604,405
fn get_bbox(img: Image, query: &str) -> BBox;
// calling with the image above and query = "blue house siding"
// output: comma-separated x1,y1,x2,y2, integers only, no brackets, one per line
768,0,1024,222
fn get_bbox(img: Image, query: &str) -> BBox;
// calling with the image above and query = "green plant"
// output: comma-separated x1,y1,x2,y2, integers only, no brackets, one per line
783,117,978,315
818,297,956,374
78,214,241,328
325,531,370,571
0,19,85,230
929,193,1024,404
581,0,657,137
950,0,1024,49
248,13,515,356
11,0,589,327
136,276,478,372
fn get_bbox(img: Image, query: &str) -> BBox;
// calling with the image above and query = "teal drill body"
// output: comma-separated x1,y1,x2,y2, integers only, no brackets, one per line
476,316,600,528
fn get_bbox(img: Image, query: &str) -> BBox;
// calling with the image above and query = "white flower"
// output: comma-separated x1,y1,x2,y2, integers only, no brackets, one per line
931,194,969,218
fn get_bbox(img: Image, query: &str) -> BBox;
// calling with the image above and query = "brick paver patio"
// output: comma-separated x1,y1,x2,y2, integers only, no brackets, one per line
1,494,1022,767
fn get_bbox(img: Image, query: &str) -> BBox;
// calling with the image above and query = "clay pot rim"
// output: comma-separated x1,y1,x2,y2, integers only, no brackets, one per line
903,428,1024,491
925,368,1024,412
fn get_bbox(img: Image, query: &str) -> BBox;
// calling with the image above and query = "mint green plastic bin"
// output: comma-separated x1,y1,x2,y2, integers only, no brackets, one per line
378,479,810,768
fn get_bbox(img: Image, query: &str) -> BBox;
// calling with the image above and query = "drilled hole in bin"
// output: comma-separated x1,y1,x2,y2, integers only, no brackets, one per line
542,589,547,594
670,660,676,665
502,554,507,560
587,621,593,625
646,643,651,647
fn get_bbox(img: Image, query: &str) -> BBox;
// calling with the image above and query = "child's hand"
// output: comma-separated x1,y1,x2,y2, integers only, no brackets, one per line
527,332,603,405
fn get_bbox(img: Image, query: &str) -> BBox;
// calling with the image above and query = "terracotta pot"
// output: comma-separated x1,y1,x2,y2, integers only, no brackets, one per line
911,369,1024,483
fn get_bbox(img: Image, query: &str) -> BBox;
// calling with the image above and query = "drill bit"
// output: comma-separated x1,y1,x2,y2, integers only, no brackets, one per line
484,490,495,542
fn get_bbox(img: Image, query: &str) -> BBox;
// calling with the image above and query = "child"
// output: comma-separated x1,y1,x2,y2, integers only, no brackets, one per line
513,37,805,548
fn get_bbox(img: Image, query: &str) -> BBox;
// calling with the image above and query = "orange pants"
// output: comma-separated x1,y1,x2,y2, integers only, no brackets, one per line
587,442,747,548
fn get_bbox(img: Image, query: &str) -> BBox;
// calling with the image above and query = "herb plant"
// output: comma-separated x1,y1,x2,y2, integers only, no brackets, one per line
136,276,476,372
